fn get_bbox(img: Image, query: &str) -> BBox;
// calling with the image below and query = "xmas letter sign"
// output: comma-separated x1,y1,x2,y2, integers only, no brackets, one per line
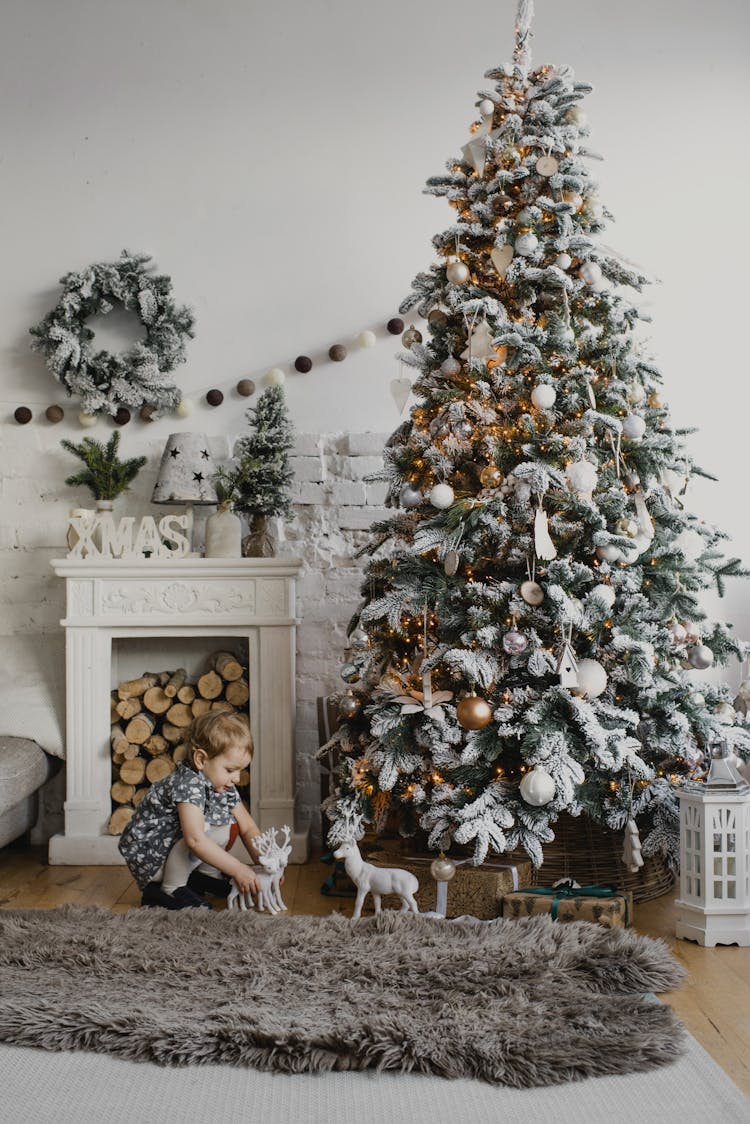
67,513,191,559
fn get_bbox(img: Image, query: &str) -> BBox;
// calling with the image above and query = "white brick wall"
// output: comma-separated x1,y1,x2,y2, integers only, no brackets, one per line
0,428,389,844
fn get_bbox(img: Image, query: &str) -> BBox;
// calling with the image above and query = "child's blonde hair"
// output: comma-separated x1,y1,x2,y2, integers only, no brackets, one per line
186,710,253,767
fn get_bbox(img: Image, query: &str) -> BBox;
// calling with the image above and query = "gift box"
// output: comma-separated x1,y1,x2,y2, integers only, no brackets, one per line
499,884,633,929
368,850,533,919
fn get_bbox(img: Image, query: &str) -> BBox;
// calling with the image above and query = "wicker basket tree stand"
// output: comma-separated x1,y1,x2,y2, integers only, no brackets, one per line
521,813,675,903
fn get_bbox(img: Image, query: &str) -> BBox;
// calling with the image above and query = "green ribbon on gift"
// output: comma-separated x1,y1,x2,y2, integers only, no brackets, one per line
513,884,626,923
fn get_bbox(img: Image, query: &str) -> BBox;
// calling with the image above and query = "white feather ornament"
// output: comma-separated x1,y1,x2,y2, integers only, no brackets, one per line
534,503,557,560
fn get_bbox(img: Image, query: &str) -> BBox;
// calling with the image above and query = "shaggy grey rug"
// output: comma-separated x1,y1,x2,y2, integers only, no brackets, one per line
0,906,686,1087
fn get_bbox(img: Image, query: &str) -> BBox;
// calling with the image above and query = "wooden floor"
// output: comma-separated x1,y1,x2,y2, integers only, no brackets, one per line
1,843,749,1098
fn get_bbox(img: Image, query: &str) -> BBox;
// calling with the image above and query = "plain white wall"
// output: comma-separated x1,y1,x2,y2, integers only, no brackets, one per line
1,0,748,645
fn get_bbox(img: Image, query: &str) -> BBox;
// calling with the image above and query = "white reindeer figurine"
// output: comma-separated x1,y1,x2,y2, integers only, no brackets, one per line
333,837,419,921
227,825,291,914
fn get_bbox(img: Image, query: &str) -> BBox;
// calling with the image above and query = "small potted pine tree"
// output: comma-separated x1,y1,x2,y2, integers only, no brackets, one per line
217,386,294,557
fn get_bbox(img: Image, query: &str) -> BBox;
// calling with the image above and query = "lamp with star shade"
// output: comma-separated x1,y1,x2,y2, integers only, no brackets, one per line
151,433,219,553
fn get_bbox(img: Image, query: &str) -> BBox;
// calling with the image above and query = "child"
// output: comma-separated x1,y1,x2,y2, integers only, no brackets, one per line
119,710,262,909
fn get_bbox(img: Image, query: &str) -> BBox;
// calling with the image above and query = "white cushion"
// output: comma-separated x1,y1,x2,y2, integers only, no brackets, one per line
0,635,65,758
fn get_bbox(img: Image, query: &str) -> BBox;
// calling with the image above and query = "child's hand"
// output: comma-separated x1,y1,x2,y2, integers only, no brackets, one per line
233,863,260,896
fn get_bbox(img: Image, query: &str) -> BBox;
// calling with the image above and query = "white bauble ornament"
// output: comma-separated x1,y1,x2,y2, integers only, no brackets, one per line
519,580,545,606
554,252,572,270
579,261,602,286
349,627,370,651
446,260,469,284
431,854,457,882
266,368,286,386
669,621,688,644
627,382,646,405
175,398,194,418
566,105,588,127
514,232,539,256
688,644,714,670
596,543,620,562
563,189,583,211
590,583,616,609
78,411,97,427
674,527,704,561
715,701,736,724
683,621,701,644
478,98,495,117
429,483,455,509
575,658,608,699
531,384,557,410
519,767,556,806
357,330,376,348
622,414,646,441
399,485,422,509
566,460,598,495
691,692,706,708
441,356,462,377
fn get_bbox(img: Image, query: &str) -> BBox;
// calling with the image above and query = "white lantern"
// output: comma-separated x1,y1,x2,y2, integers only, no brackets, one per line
676,744,750,947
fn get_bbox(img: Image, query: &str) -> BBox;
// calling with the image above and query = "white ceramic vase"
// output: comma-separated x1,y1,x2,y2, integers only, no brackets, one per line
205,505,242,558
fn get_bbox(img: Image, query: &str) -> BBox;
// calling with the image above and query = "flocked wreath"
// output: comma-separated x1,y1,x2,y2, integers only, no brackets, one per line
29,250,195,417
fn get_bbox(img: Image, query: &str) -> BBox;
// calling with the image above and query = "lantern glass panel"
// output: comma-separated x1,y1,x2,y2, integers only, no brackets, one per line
696,854,701,873
727,833,735,852
696,878,702,895
728,857,736,875
686,829,692,848
728,882,736,899
714,881,723,898
714,857,722,875
713,833,722,852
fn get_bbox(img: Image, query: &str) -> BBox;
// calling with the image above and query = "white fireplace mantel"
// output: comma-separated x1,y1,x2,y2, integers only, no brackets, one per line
49,557,309,865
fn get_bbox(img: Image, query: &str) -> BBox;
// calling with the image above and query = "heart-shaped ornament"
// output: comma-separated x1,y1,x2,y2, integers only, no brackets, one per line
490,244,514,278
390,377,412,415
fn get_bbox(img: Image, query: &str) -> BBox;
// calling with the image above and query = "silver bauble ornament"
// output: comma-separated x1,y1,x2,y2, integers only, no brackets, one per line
688,644,714,670
519,767,556,806
349,627,370,651
440,356,462,377
339,693,361,719
429,483,455,509
502,629,529,655
400,485,423,509
430,854,457,882
340,662,361,684
402,324,423,349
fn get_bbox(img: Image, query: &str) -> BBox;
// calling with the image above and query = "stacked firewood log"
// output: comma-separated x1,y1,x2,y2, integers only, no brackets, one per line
108,651,250,834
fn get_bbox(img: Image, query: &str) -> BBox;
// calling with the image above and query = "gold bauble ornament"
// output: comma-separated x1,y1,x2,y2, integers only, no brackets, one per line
430,854,457,882
456,694,493,730
479,465,503,488
649,392,663,408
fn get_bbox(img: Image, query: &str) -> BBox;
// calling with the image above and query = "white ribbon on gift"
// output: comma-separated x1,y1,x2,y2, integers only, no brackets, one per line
399,855,520,917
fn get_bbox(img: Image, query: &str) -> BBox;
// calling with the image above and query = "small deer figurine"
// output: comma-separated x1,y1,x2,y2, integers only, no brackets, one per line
227,825,291,914
333,836,419,921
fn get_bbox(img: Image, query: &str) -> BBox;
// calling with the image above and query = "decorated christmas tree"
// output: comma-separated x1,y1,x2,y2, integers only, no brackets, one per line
325,0,749,869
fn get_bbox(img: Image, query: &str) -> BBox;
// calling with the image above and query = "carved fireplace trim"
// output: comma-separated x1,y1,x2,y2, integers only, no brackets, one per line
49,557,308,864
